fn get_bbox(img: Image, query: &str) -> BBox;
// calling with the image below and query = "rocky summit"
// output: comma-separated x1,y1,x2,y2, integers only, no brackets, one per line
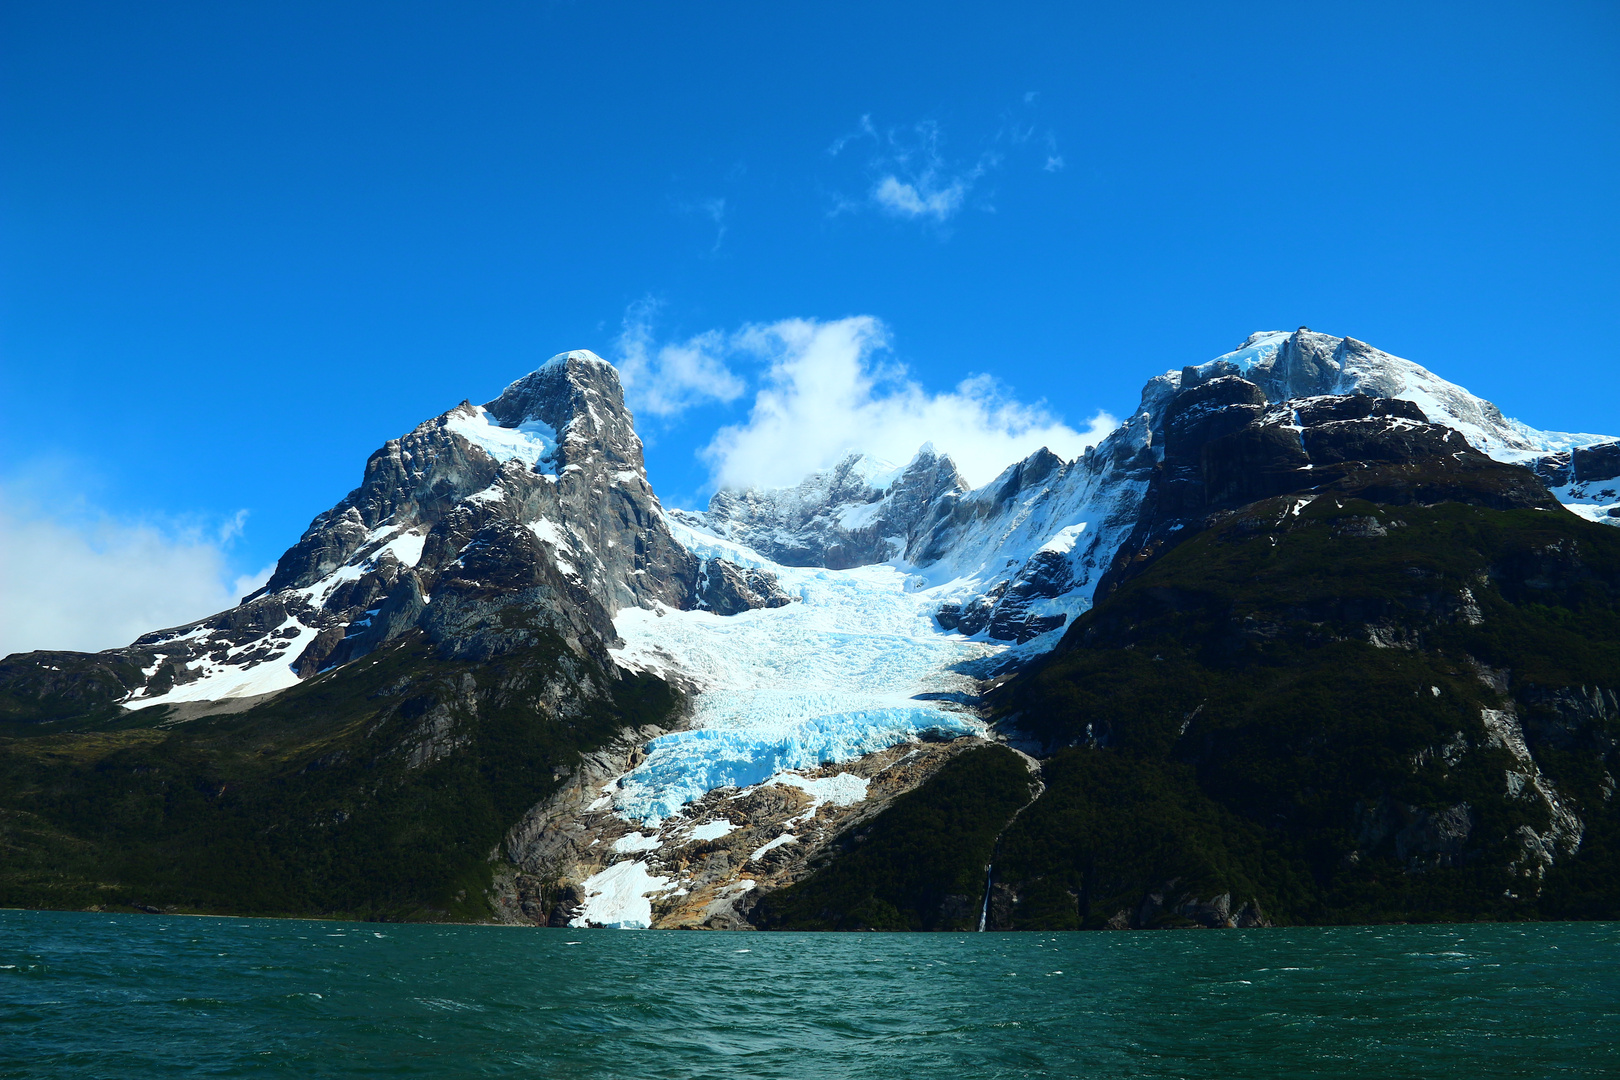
3,330,1619,930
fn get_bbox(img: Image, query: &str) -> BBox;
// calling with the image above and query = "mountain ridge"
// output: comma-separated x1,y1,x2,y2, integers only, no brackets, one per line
3,328,1618,929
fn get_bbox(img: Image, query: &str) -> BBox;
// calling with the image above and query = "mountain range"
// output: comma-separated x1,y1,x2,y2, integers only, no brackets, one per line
4,328,1618,930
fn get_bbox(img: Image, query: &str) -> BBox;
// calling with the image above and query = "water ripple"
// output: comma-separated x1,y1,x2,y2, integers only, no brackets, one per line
1,913,1616,1078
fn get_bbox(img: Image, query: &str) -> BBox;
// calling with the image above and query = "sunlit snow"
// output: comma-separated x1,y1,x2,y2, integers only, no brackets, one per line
568,860,671,929
608,527,1001,822
685,820,736,842
444,406,558,471
125,618,323,711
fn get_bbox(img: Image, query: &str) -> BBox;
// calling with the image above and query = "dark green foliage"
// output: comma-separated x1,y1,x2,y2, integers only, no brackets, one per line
986,494,1620,926
0,631,679,921
0,651,148,730
994,748,1307,929
751,746,1037,931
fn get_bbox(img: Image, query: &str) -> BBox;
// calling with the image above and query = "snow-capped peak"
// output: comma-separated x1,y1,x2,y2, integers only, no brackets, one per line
1191,329,1609,462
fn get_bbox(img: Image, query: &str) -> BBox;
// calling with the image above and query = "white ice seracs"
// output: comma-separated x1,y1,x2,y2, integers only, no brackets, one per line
608,526,995,822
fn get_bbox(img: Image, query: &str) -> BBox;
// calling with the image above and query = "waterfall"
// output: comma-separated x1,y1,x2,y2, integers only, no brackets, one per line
977,863,993,932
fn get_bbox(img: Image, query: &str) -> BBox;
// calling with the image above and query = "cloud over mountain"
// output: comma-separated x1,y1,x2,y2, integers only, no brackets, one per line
701,316,1115,490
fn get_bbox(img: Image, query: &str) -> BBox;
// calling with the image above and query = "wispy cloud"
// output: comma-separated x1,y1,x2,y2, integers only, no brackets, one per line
826,99,1063,226
0,479,271,656
613,299,747,419
699,316,1115,490
829,117,994,224
672,195,729,255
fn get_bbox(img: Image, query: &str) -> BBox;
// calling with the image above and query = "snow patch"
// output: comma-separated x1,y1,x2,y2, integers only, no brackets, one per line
1037,523,1087,555
686,820,736,842
768,771,870,809
444,406,558,472
125,617,322,711
568,860,671,930
527,518,575,551
750,833,798,862
610,831,662,854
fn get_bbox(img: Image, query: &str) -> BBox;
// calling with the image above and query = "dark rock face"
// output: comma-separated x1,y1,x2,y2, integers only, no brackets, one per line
481,354,699,613
937,583,1005,637
694,559,796,616
2,352,787,715
1519,684,1620,754
1573,442,1620,485
983,550,1072,643
1394,802,1475,868
1096,373,1562,601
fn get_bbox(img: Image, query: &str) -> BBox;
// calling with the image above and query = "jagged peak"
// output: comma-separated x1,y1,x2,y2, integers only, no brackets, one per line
482,349,631,432
1159,328,1563,459
539,348,616,372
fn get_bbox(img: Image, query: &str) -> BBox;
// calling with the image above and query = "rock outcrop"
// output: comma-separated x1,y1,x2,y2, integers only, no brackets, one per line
1,352,791,716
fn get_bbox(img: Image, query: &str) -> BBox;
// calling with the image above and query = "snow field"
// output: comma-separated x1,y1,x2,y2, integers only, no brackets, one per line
685,820,736,842
124,618,325,711
609,552,997,822
444,406,558,471
126,521,434,711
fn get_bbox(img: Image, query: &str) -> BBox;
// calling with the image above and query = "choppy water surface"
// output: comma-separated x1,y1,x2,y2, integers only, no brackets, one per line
2,911,1614,1078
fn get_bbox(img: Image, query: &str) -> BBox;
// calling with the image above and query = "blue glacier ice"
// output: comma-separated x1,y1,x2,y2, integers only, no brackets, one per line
611,705,982,822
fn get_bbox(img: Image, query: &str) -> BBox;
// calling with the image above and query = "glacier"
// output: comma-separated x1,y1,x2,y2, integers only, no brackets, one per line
608,546,995,822
596,328,1620,828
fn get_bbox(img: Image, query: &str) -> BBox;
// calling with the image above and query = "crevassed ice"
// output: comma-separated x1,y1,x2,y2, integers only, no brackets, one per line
610,538,999,822
614,707,980,822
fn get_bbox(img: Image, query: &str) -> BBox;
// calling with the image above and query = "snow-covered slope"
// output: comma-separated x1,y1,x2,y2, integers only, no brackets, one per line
7,327,1616,928
92,351,789,714
17,328,1618,812
1206,330,1607,460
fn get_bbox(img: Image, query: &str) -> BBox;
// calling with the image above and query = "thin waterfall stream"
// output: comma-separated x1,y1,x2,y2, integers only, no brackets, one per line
977,863,994,932
977,747,1044,931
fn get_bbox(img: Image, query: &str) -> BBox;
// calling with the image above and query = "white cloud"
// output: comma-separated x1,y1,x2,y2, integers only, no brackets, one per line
1043,132,1064,172
872,175,969,222
860,120,992,224
829,108,1063,225
614,300,747,418
0,491,272,657
826,114,877,157
701,316,1115,491
674,196,728,254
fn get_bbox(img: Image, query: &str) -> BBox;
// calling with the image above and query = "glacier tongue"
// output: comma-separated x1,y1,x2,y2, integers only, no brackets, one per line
609,538,997,822
602,327,1619,823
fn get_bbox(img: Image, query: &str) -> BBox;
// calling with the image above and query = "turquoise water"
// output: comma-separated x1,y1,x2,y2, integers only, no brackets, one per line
2,911,1615,1078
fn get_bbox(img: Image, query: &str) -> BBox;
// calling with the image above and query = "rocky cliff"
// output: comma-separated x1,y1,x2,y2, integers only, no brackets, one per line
751,362,1620,930
3,330,1618,930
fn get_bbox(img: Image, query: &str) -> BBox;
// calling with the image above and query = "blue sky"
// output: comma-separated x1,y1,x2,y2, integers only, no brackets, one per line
3,1,1617,653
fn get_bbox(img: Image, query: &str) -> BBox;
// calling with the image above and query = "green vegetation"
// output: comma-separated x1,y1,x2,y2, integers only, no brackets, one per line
751,745,1037,930
759,493,1620,930
0,631,678,921
992,749,1305,929
999,496,1620,925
